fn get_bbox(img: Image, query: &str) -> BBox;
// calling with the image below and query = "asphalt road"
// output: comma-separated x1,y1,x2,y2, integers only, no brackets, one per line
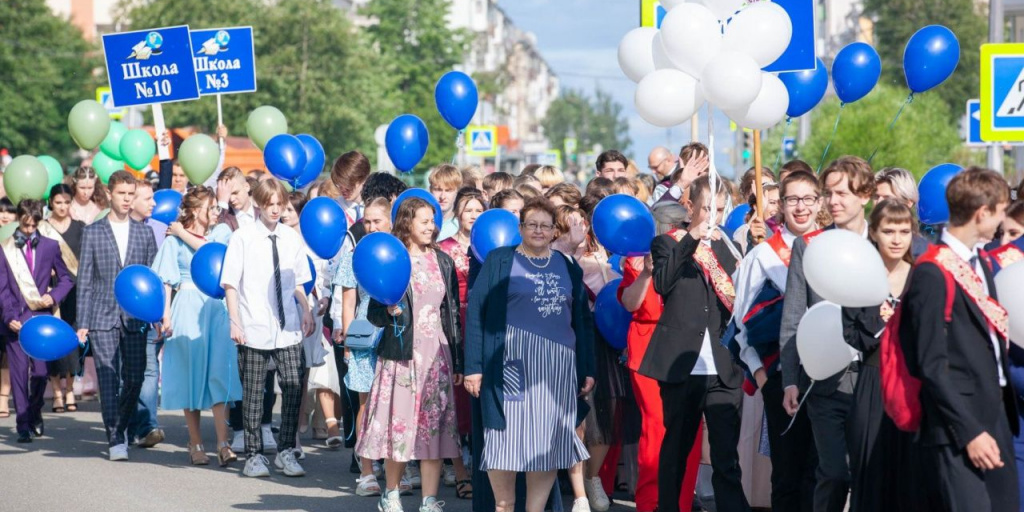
0,399,639,512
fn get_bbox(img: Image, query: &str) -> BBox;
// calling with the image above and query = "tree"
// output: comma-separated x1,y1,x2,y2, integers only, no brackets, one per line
542,89,632,168
0,0,99,159
861,0,987,120
361,0,468,173
798,84,960,179
119,0,400,162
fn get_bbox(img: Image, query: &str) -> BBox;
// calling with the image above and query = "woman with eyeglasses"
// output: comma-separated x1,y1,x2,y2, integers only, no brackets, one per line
465,196,596,512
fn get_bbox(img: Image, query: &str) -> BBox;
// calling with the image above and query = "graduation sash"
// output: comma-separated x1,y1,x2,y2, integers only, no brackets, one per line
802,228,825,245
0,237,50,311
921,245,1009,341
765,229,792,267
38,221,78,277
694,243,735,313
990,243,1024,272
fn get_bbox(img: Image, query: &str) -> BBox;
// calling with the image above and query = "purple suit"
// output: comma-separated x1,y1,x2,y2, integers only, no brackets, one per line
0,235,74,434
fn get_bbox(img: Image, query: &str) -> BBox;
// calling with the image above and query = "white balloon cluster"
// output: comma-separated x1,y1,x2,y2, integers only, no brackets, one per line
618,1,793,130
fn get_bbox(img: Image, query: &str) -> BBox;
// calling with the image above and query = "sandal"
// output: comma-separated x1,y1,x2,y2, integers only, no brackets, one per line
323,417,341,447
65,391,77,412
189,444,209,466
217,442,237,467
456,479,473,500
52,394,65,413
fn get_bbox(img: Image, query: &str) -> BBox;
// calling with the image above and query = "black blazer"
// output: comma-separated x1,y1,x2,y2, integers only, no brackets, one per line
368,248,463,374
899,246,1019,449
640,232,742,387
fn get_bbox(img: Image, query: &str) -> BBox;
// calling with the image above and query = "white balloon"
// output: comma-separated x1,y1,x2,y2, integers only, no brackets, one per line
804,230,890,308
725,73,790,130
662,0,688,10
700,51,762,111
652,32,675,70
687,0,746,21
635,69,704,128
618,27,659,83
660,3,723,77
723,2,793,67
995,261,1024,346
797,301,859,381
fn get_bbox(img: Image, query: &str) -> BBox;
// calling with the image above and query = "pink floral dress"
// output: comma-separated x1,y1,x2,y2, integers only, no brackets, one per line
355,251,461,462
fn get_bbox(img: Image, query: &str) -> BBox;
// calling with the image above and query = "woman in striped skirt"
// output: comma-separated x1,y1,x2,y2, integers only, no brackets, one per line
464,197,597,512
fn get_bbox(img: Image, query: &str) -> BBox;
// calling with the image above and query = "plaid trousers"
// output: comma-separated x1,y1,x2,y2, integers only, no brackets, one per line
238,344,304,456
90,326,148,446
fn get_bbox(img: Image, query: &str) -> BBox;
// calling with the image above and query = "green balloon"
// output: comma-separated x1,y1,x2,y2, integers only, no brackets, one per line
68,100,111,150
0,222,19,242
4,155,49,204
178,134,220,185
120,129,156,171
36,155,64,199
246,105,288,151
94,209,109,222
100,121,128,160
91,151,124,184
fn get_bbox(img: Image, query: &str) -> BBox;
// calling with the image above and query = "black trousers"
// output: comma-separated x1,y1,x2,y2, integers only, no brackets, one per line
659,375,750,512
926,412,1019,512
761,372,817,512
805,368,857,512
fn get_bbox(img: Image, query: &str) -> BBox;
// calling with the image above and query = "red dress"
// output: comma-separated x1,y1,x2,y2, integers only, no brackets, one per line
439,237,472,436
619,256,702,512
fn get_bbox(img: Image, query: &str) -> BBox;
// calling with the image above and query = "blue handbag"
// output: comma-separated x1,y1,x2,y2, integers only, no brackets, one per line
345,319,382,350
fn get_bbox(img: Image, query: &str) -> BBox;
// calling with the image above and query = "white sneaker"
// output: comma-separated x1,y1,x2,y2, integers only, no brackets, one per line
419,497,445,512
230,430,244,452
244,454,271,477
572,497,591,512
274,448,306,477
356,474,382,497
108,443,128,462
378,489,405,512
584,477,610,512
261,424,278,452
405,465,421,489
442,464,456,487
372,460,383,478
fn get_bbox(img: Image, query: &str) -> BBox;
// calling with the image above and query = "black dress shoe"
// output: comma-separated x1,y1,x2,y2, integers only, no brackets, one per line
17,431,32,443
31,420,44,437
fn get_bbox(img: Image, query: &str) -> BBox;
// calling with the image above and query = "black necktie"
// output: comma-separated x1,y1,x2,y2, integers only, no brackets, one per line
269,234,285,329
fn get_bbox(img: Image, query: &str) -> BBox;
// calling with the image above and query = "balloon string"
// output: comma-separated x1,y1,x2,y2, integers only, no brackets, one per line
451,130,465,165
774,117,793,171
867,93,915,164
816,103,844,174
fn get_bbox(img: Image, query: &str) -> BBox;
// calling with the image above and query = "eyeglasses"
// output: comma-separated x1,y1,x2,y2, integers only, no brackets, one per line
522,222,554,232
783,195,820,207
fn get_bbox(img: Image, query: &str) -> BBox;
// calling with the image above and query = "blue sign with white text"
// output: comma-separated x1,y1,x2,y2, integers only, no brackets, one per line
762,0,815,73
102,25,200,108
189,27,257,95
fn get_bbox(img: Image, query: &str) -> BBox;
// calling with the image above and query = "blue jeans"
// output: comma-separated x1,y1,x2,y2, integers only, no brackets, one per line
128,333,162,440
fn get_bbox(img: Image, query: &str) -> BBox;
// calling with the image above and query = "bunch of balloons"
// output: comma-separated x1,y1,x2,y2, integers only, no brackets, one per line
248,106,326,188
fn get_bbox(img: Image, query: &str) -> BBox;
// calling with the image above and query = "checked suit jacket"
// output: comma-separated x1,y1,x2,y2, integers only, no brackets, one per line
77,217,158,332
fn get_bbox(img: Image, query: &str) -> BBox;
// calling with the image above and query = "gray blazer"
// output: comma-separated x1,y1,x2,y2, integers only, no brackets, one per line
77,217,158,331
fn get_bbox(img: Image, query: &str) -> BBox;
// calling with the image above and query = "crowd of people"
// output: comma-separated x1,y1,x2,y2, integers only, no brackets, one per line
1,139,1024,512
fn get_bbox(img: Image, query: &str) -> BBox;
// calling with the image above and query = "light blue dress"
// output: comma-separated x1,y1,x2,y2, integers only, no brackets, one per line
335,249,379,393
152,227,242,410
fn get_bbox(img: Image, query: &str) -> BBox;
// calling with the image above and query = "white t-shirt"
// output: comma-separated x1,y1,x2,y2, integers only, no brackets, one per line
110,218,130,264
691,329,718,376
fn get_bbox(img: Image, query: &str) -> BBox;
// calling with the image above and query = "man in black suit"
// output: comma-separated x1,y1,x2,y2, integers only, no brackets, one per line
640,175,750,512
901,167,1019,511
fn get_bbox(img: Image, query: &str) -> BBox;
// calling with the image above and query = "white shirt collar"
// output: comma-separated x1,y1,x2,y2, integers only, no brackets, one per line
255,219,281,237
238,203,255,219
941,228,975,263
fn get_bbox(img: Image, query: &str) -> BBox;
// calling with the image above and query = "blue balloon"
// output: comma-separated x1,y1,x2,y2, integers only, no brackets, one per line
20,316,78,362
190,242,227,300
300,197,348,260
779,57,829,118
608,254,624,274
723,204,752,239
831,42,881,104
391,188,444,231
114,265,165,323
353,232,411,306
292,134,326,189
264,134,307,181
434,71,479,130
904,25,960,94
592,194,656,257
385,114,429,173
151,189,182,225
470,209,522,262
303,256,316,296
918,163,964,225
594,279,630,350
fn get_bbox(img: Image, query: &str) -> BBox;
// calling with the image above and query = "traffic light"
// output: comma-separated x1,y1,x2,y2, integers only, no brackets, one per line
742,131,753,162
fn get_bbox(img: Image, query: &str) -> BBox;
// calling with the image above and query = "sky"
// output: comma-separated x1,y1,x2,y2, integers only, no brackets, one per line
497,0,740,177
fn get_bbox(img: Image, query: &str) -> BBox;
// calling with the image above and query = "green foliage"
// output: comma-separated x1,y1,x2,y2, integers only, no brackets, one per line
361,0,469,173
542,89,632,167
798,84,960,178
0,0,99,159
862,0,987,120
119,0,400,162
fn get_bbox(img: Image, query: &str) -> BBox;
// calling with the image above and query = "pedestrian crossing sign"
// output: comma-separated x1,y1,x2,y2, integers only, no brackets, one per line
95,86,124,120
980,44,1024,142
465,125,498,157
